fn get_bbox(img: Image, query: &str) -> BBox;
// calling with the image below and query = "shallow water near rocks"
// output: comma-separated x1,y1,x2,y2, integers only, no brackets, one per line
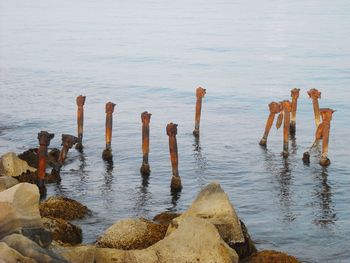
1,0,350,262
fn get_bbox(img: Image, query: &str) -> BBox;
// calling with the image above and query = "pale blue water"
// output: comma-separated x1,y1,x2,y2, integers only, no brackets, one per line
1,0,350,262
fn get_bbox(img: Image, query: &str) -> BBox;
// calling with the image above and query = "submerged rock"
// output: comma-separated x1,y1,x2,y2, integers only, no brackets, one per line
242,250,301,263
96,218,167,250
39,196,90,221
42,217,82,245
0,176,19,192
167,182,245,244
0,183,42,239
152,212,181,225
15,170,61,184
0,242,37,263
0,152,36,177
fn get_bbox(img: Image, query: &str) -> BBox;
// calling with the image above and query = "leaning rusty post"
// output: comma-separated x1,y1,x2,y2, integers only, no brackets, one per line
281,100,292,158
102,102,116,161
51,134,79,177
319,108,335,166
259,102,281,146
37,131,54,197
166,123,182,192
307,89,321,127
290,88,300,135
193,87,206,136
75,95,86,151
140,111,152,176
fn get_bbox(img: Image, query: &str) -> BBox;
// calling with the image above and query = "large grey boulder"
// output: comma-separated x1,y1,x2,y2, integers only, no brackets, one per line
0,152,36,177
96,218,167,249
0,183,42,239
0,176,19,192
0,242,37,263
167,182,244,244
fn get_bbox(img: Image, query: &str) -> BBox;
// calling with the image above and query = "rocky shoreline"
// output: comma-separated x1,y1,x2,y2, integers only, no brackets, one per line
0,151,300,263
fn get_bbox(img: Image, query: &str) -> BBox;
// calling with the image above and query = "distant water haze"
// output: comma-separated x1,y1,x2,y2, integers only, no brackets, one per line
1,0,350,262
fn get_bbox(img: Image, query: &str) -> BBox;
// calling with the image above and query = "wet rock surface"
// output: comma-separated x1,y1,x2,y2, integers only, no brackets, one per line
231,220,257,260
0,176,19,192
0,152,36,177
242,250,301,263
42,217,82,245
96,218,167,250
152,212,181,226
39,196,91,220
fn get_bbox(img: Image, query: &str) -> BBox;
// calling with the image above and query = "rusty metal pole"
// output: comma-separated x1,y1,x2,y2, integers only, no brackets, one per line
37,131,54,197
102,102,116,161
290,88,300,135
193,87,206,137
319,108,335,166
140,111,152,176
307,89,321,127
259,102,281,146
51,134,79,177
75,95,86,151
281,100,292,158
166,123,182,192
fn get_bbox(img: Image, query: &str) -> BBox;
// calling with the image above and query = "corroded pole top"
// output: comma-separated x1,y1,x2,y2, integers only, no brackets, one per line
307,89,321,100
291,88,300,99
105,102,116,114
166,123,178,136
281,100,292,112
141,111,152,124
196,87,206,99
320,108,335,122
37,131,55,146
268,101,282,114
76,95,86,107
61,134,79,148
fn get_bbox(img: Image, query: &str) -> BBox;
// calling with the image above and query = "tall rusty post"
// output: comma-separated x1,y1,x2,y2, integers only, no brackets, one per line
307,89,321,127
259,102,281,146
51,134,79,177
102,102,116,161
37,131,54,197
140,111,152,176
193,87,206,137
290,88,300,135
166,123,182,192
280,100,292,158
75,95,86,151
319,108,335,166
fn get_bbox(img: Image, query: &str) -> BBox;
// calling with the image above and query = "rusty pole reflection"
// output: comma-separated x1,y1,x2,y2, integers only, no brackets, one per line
280,100,292,158
140,111,152,176
290,88,300,135
319,108,335,166
193,87,206,137
37,131,54,197
166,123,182,192
259,102,281,146
75,95,86,151
307,89,321,127
102,102,116,161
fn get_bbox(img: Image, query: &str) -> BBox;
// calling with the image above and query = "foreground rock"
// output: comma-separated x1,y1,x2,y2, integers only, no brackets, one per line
0,183,42,239
0,176,19,192
42,217,82,245
96,218,167,249
0,242,37,263
0,152,36,177
167,182,244,245
39,196,90,220
56,217,239,263
242,250,301,263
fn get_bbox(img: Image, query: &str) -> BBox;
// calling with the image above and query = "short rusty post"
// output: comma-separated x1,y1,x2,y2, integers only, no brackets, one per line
319,108,335,166
307,89,321,127
193,87,206,136
290,88,300,135
140,111,152,176
75,95,86,151
259,101,281,146
166,123,182,192
37,131,54,197
281,100,292,158
102,102,116,161
51,134,79,177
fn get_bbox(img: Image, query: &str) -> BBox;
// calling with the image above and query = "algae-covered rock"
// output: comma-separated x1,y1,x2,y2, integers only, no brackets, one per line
39,196,90,220
0,242,37,263
42,217,82,245
0,152,36,177
96,218,167,250
0,176,19,192
18,148,60,169
242,250,301,263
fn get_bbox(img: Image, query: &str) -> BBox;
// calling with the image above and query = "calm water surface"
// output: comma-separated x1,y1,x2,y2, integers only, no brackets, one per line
1,0,350,262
